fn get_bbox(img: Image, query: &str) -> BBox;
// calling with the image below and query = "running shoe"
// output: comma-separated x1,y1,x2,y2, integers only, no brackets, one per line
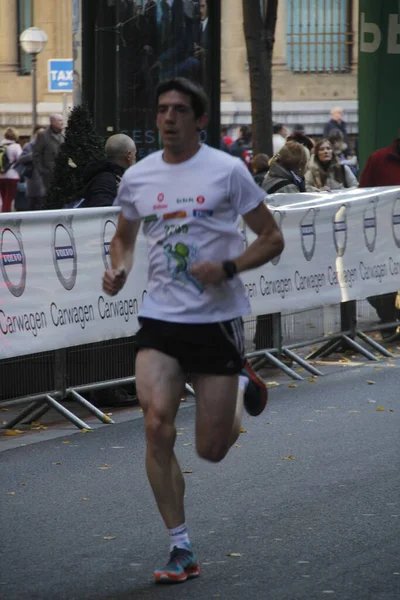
242,361,268,416
154,545,201,583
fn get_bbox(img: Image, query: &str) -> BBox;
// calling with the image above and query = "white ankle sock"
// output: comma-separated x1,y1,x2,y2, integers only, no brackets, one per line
239,374,249,392
168,523,191,552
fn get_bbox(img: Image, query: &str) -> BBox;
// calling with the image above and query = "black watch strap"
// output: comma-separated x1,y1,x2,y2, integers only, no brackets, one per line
222,260,238,280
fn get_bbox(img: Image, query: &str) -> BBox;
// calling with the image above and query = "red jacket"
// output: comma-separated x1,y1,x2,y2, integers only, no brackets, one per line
359,140,400,187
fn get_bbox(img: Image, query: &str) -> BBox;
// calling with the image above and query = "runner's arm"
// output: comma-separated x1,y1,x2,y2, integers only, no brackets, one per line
103,215,140,296
235,201,284,273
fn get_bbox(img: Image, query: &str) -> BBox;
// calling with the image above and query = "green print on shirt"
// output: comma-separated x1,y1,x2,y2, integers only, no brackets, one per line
163,242,204,294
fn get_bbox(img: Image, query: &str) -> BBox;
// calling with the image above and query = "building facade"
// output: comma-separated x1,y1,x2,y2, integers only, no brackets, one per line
0,0,359,138
0,0,73,137
221,0,359,135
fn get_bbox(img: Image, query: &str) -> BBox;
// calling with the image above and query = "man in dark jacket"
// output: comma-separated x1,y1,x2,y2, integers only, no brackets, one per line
32,114,64,194
79,134,136,208
323,107,350,156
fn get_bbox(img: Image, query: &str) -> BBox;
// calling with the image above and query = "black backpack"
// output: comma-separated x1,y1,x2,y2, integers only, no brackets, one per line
0,144,11,174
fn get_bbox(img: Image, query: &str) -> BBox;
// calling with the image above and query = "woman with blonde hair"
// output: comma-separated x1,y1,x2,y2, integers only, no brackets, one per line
262,141,308,194
305,139,358,191
0,127,23,212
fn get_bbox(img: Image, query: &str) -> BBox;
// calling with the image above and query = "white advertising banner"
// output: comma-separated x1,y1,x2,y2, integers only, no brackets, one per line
1,186,400,359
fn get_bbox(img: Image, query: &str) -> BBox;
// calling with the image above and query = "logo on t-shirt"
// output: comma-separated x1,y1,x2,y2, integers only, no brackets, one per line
196,196,205,204
154,192,168,210
176,197,194,204
193,209,213,218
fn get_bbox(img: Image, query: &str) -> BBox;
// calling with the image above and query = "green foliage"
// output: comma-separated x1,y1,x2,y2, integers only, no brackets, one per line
45,104,105,209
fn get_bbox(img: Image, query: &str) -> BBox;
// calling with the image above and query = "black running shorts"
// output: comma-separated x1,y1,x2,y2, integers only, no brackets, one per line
135,317,246,375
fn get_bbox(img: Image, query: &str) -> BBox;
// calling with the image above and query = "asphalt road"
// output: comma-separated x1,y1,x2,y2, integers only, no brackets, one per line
1,362,399,600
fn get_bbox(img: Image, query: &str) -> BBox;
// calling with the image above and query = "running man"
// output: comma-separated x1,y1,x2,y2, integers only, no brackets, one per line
102,77,284,583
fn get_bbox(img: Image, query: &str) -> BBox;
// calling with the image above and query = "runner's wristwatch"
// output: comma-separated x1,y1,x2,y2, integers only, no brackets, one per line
222,260,238,280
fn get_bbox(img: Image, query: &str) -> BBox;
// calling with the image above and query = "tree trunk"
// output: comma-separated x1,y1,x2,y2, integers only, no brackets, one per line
242,0,278,157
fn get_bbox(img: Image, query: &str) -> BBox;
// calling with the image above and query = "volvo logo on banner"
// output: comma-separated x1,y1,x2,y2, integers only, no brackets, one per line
101,215,118,269
271,210,285,266
363,200,377,253
300,208,317,262
0,220,26,297
392,197,400,248
52,217,77,290
333,204,348,258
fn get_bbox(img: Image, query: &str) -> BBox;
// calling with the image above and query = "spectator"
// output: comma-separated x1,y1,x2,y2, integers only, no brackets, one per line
33,114,64,196
359,137,400,188
262,141,308,195
0,127,22,212
77,134,137,208
250,153,270,187
272,123,288,155
323,106,350,156
359,138,400,341
220,126,233,149
15,125,46,210
305,139,358,191
229,125,252,167
327,128,358,177
286,132,315,162
292,123,305,136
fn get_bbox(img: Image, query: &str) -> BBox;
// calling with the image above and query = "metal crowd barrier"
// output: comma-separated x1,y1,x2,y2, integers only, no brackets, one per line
1,298,398,430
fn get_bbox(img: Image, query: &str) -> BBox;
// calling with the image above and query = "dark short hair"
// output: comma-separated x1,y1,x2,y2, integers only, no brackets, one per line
292,123,305,134
156,77,209,119
273,123,285,135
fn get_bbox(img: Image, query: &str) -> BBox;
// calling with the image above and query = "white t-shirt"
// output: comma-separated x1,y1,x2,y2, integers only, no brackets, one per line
115,144,266,323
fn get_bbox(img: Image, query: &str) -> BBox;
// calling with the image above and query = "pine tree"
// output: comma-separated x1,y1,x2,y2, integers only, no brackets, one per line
45,104,105,209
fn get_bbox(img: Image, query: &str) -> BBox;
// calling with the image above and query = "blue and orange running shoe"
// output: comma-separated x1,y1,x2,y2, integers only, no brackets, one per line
154,545,201,583
242,361,268,416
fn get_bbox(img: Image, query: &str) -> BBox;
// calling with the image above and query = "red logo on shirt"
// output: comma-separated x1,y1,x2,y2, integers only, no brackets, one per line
157,193,165,203
196,196,205,204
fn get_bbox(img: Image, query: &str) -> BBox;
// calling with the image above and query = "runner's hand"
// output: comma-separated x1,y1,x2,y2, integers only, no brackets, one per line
190,262,225,285
102,269,127,296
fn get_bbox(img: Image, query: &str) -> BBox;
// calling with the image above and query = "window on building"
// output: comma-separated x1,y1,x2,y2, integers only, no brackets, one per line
286,0,353,73
17,0,34,74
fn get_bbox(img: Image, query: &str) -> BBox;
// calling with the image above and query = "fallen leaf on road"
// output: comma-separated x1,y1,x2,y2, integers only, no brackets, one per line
182,470,193,474
303,419,314,422
389,409,394,412
53,462,62,465
240,427,247,433
0,408,9,412
183,443,192,446
98,464,111,470
7,492,16,495
266,381,279,387
367,381,375,385
295,368,304,373
176,432,184,436
81,429,93,433
282,455,294,460
227,553,242,557
103,536,116,541
31,425,48,431
61,441,70,444
367,399,377,403
288,384,298,388
374,367,382,371
376,406,385,412
234,444,242,448
348,410,360,413
307,377,317,383
287,433,294,436
81,497,89,501
3,429,24,436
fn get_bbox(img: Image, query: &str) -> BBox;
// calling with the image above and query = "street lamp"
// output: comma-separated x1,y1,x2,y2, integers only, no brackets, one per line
19,27,48,129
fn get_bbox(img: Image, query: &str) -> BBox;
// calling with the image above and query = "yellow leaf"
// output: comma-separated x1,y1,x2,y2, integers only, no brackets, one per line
240,427,247,433
182,470,193,474
81,497,89,501
53,462,62,465
183,443,192,446
374,367,382,371
227,553,242,557
61,440,70,444
367,381,375,385
0,408,10,412
295,368,304,373
307,377,317,383
98,464,111,470
282,455,294,460
8,491,16,495
348,410,360,413
389,409,394,412
3,429,24,436
103,536,116,541
376,406,385,412
288,384,298,388
176,432,184,436
266,381,279,387
31,425,48,431
234,444,242,448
